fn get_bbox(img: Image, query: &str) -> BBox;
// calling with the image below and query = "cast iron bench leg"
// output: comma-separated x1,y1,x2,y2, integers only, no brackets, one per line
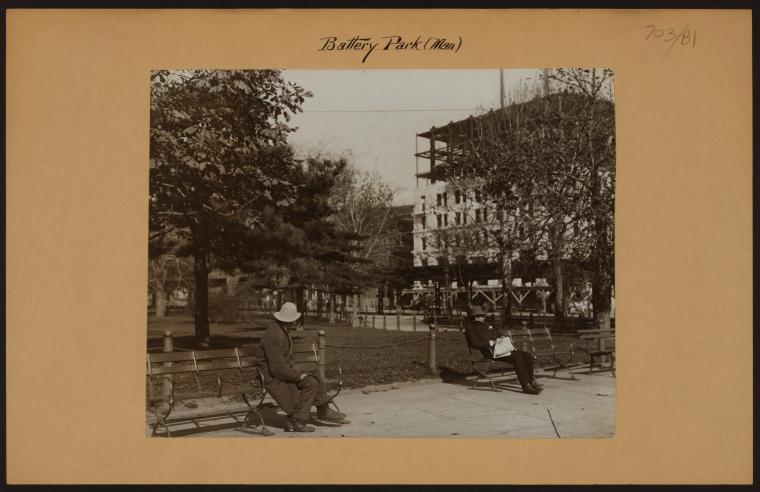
242,392,274,436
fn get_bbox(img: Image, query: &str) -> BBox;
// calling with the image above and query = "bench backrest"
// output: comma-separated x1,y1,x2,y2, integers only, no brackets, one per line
577,328,615,351
146,347,261,377
577,328,615,340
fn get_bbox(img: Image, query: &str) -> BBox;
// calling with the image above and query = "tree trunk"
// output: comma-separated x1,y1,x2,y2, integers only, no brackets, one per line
499,251,513,329
551,258,565,331
590,165,613,331
592,244,613,330
155,288,167,318
553,259,565,318
352,293,359,327
316,289,323,319
549,222,566,328
296,287,305,318
328,291,336,324
193,251,210,342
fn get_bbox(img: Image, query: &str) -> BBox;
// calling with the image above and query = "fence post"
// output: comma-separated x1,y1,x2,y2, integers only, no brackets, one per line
429,324,438,374
372,313,376,329
396,309,401,330
161,330,174,403
317,330,326,381
413,314,417,331
382,313,386,330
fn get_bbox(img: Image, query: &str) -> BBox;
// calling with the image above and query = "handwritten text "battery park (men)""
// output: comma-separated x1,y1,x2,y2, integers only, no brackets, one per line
318,35,462,63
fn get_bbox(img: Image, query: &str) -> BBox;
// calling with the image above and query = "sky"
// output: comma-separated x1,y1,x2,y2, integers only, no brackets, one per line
281,69,542,205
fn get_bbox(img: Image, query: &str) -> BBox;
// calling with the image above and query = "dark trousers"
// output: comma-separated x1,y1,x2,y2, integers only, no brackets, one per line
495,349,535,387
268,375,330,422
292,375,330,422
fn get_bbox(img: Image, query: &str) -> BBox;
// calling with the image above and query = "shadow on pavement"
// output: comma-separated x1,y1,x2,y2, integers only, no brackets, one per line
438,366,523,393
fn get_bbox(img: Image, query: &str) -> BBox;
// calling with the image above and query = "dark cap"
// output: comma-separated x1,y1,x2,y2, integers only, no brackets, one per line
468,305,487,318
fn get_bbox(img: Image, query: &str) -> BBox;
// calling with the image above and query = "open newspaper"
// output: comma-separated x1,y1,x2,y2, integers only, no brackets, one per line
492,336,516,358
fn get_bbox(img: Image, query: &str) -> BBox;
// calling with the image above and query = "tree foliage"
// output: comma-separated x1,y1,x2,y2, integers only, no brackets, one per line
149,69,310,338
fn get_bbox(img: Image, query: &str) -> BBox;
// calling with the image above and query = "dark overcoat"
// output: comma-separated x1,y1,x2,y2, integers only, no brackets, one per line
257,321,303,413
464,319,506,358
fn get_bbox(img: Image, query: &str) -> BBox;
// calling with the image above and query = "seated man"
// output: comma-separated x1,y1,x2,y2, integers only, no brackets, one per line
258,302,348,432
464,306,544,395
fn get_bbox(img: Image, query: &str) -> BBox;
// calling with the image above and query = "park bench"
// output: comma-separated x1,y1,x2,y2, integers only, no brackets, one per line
146,347,271,437
463,333,519,392
576,328,616,376
146,328,344,437
507,324,577,380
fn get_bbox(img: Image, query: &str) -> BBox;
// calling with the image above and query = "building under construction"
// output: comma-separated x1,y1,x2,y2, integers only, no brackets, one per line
404,99,567,317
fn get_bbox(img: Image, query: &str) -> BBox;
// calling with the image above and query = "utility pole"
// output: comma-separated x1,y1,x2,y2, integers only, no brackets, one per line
542,68,550,96
499,69,506,108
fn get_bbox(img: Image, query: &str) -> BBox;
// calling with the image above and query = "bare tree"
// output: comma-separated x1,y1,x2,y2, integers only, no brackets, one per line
148,254,193,318
430,69,615,329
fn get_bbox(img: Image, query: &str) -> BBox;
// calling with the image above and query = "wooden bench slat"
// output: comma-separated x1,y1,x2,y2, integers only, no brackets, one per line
292,362,318,372
148,358,260,376
235,347,260,357
508,329,532,337
291,342,316,353
149,384,262,403
292,353,317,363
148,352,200,363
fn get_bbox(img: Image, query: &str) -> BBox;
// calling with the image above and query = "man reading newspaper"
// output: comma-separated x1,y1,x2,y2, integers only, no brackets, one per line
463,306,543,395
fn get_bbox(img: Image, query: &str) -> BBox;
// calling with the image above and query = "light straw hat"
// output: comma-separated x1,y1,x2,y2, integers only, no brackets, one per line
274,302,302,323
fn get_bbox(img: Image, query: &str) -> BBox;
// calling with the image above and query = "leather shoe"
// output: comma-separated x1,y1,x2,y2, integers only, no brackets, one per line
317,406,350,424
530,380,544,389
522,385,540,395
284,419,315,432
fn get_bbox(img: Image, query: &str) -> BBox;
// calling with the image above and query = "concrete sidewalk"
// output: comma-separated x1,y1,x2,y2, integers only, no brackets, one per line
149,369,615,438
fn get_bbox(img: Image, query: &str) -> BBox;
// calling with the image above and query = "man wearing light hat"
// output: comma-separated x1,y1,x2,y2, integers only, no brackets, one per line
259,302,348,432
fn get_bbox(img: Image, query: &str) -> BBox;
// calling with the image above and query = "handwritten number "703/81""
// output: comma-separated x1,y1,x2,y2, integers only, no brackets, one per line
645,24,696,53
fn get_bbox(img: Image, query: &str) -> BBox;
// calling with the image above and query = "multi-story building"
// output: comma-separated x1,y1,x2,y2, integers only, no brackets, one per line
408,108,555,313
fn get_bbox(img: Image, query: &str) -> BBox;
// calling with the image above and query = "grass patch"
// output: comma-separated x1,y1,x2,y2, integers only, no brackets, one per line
147,314,593,391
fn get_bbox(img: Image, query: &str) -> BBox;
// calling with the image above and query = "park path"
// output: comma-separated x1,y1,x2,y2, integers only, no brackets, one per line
148,369,615,438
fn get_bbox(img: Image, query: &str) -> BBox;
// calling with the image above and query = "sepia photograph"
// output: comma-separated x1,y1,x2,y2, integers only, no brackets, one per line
146,68,616,438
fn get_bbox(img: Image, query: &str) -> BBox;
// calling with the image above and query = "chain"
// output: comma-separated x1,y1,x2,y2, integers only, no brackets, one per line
325,337,429,349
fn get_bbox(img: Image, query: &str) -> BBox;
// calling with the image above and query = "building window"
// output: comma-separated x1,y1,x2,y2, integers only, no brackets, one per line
436,193,442,206
436,214,442,228
421,258,428,267
443,192,448,207
475,209,481,223
463,212,467,225
482,230,488,244
455,190,461,204
475,189,481,202
422,237,427,250
421,216,426,230
455,212,461,225
421,195,426,213
482,208,488,222
443,214,448,226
